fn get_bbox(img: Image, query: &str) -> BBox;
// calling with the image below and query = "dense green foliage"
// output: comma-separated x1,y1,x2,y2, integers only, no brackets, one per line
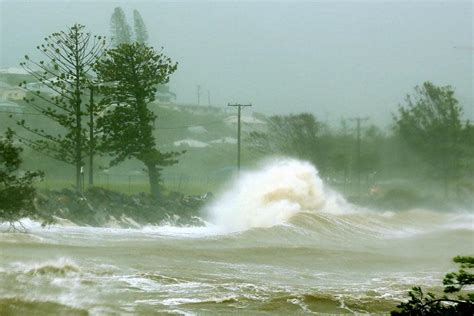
247,82,473,200
94,43,181,198
249,113,381,180
249,113,325,163
0,129,44,228
391,256,474,316
17,24,106,192
394,82,473,197
2,17,471,207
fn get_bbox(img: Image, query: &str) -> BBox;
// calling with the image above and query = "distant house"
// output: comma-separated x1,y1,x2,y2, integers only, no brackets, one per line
156,90,176,103
0,99,24,113
155,85,176,103
24,80,60,96
157,103,226,117
187,126,208,134
224,115,266,125
209,137,237,145
173,139,209,148
0,81,27,101
224,115,267,132
0,67,29,75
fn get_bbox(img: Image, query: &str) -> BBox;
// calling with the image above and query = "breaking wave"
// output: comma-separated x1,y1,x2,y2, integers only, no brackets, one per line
1,158,472,315
206,159,352,231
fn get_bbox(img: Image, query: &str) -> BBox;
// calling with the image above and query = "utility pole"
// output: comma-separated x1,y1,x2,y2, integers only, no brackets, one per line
196,85,201,105
88,85,94,186
349,116,369,199
228,103,252,172
207,90,211,106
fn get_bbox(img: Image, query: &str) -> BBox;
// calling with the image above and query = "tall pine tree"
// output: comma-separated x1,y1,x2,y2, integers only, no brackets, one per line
133,9,149,44
110,7,132,46
94,43,180,198
18,24,106,192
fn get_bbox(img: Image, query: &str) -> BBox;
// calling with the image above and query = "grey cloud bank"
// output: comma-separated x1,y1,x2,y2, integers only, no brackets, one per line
1,0,472,124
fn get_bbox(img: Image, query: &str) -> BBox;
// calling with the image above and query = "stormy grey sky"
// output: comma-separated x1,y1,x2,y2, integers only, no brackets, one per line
1,0,472,125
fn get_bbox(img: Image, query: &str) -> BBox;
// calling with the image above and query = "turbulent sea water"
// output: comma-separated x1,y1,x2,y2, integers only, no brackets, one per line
1,159,473,315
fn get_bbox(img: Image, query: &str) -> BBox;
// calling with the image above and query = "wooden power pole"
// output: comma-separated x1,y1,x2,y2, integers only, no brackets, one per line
228,103,252,171
196,85,201,105
88,85,94,186
349,116,369,199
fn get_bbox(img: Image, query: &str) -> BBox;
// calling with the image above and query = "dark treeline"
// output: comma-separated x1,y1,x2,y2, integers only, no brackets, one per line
0,5,472,315
1,8,182,225
7,8,177,198
249,82,474,200
1,6,473,227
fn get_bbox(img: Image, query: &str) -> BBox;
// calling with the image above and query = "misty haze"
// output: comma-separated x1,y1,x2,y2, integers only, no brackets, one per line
0,1,473,315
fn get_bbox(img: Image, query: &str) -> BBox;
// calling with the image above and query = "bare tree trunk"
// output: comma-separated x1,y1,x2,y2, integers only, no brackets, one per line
74,90,82,192
88,87,94,187
76,161,81,192
74,27,83,193
146,162,160,199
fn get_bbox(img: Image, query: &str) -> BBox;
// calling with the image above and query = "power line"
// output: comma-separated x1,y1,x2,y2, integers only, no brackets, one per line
349,116,369,199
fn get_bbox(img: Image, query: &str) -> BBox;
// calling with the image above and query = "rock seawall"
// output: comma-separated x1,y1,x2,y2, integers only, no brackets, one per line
34,187,209,227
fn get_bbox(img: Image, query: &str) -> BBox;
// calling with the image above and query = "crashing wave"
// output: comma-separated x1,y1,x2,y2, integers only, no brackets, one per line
205,159,353,231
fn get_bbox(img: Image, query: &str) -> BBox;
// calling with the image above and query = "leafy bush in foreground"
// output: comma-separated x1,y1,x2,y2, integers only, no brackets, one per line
391,256,474,315
0,129,44,230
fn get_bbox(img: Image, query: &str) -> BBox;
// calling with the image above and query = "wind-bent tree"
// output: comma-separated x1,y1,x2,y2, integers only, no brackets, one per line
393,82,472,197
0,129,46,229
357,125,382,177
131,8,174,101
18,24,106,192
110,7,132,46
133,9,149,44
249,113,331,172
94,43,181,198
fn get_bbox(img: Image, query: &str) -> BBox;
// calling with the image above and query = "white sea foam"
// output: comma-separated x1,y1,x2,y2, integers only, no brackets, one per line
2,159,471,239
11,257,80,275
206,158,352,231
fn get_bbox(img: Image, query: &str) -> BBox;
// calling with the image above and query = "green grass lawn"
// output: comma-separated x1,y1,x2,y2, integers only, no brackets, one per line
36,176,226,196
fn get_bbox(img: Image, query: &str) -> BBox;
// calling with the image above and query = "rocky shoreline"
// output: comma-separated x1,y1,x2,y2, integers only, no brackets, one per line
33,187,210,228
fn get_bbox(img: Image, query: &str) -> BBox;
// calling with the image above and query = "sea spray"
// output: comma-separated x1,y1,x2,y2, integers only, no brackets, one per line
206,159,351,231
1,178,472,315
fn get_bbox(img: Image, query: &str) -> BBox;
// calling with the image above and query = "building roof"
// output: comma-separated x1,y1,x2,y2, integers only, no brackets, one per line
0,81,26,91
0,100,24,112
0,81,13,89
224,115,266,124
173,139,209,148
0,67,29,75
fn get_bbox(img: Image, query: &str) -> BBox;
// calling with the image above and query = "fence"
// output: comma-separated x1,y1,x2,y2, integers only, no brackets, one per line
40,172,231,195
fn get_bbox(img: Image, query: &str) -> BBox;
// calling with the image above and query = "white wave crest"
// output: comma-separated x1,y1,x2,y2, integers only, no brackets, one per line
206,158,352,231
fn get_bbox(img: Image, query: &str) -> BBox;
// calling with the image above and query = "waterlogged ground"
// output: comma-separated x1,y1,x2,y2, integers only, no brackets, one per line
1,160,473,315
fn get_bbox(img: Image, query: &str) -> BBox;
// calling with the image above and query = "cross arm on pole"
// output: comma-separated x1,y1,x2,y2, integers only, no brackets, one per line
227,103,252,107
